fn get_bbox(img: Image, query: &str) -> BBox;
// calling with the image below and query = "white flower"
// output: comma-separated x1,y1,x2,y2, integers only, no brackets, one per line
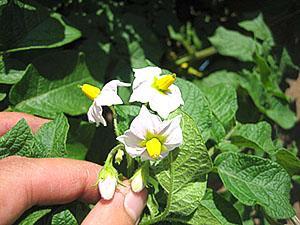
116,106,183,161
81,80,130,126
129,66,184,119
98,166,118,200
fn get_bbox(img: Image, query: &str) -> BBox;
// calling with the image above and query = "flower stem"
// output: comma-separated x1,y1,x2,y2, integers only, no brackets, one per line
109,106,121,137
175,46,217,65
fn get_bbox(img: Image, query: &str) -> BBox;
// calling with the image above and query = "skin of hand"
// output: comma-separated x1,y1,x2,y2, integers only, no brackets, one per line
0,112,147,225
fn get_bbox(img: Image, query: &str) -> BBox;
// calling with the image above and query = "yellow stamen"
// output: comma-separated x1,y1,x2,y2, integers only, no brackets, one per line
146,138,162,159
153,74,176,92
80,84,101,100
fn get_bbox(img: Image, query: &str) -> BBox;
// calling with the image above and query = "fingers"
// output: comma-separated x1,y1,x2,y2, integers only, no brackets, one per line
82,181,147,225
0,156,101,225
0,112,50,136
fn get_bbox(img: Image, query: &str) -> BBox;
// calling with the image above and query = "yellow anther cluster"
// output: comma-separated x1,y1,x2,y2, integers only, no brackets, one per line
81,84,101,100
153,74,176,92
146,137,162,159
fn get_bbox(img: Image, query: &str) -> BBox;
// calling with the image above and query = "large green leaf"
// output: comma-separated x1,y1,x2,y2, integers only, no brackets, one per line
156,110,212,192
204,84,238,129
195,70,240,90
0,1,81,53
275,149,300,176
239,70,297,129
0,119,34,159
9,51,101,118
238,13,274,46
166,205,222,225
176,78,212,141
51,210,78,225
169,180,207,216
200,189,242,225
229,122,276,154
209,27,258,62
33,114,69,158
215,152,295,219
147,110,212,223
19,209,51,225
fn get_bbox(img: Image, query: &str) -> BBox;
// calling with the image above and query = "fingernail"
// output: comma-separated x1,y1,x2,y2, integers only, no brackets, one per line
124,190,147,223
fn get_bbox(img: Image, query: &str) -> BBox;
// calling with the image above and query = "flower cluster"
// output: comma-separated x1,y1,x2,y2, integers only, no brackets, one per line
81,66,184,200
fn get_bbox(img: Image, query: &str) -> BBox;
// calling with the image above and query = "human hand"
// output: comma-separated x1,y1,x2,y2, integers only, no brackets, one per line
0,112,147,225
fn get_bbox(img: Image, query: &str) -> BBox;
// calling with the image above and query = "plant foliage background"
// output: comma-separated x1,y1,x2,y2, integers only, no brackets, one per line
0,0,300,224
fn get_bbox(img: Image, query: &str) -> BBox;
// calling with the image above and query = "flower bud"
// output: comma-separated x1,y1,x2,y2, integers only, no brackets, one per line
98,166,118,200
115,149,124,165
130,163,149,193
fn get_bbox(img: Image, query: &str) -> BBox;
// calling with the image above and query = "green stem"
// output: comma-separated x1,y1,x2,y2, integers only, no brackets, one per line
140,154,174,225
105,144,123,166
110,106,121,137
175,46,217,65
126,153,135,177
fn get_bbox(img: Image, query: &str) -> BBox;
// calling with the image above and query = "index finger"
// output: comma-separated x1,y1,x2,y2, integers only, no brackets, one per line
0,156,101,225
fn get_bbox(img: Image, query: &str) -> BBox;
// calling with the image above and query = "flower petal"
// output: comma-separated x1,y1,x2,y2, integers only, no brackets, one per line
116,130,145,158
149,84,184,119
95,80,130,106
99,176,117,200
129,105,162,139
133,66,162,78
129,81,155,103
159,115,183,150
87,102,107,126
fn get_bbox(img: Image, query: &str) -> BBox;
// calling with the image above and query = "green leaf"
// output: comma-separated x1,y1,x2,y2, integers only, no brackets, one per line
0,92,6,101
195,70,240,90
115,105,140,135
170,180,207,216
152,110,212,220
0,1,81,53
239,70,297,129
209,27,258,62
238,13,274,46
66,119,96,160
9,51,101,118
0,119,34,158
0,55,25,84
279,48,299,72
33,114,69,157
19,209,51,225
167,205,222,225
275,149,300,176
215,152,295,219
200,189,242,225
229,122,276,154
176,78,212,141
204,84,238,128
217,141,240,152
51,210,78,225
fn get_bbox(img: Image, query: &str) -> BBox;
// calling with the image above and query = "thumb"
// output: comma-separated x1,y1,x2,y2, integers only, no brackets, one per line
81,182,147,225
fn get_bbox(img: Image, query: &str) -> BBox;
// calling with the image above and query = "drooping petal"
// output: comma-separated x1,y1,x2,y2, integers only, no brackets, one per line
129,105,162,139
95,80,130,106
116,130,145,158
149,85,184,119
159,115,183,150
98,176,117,200
87,102,107,126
